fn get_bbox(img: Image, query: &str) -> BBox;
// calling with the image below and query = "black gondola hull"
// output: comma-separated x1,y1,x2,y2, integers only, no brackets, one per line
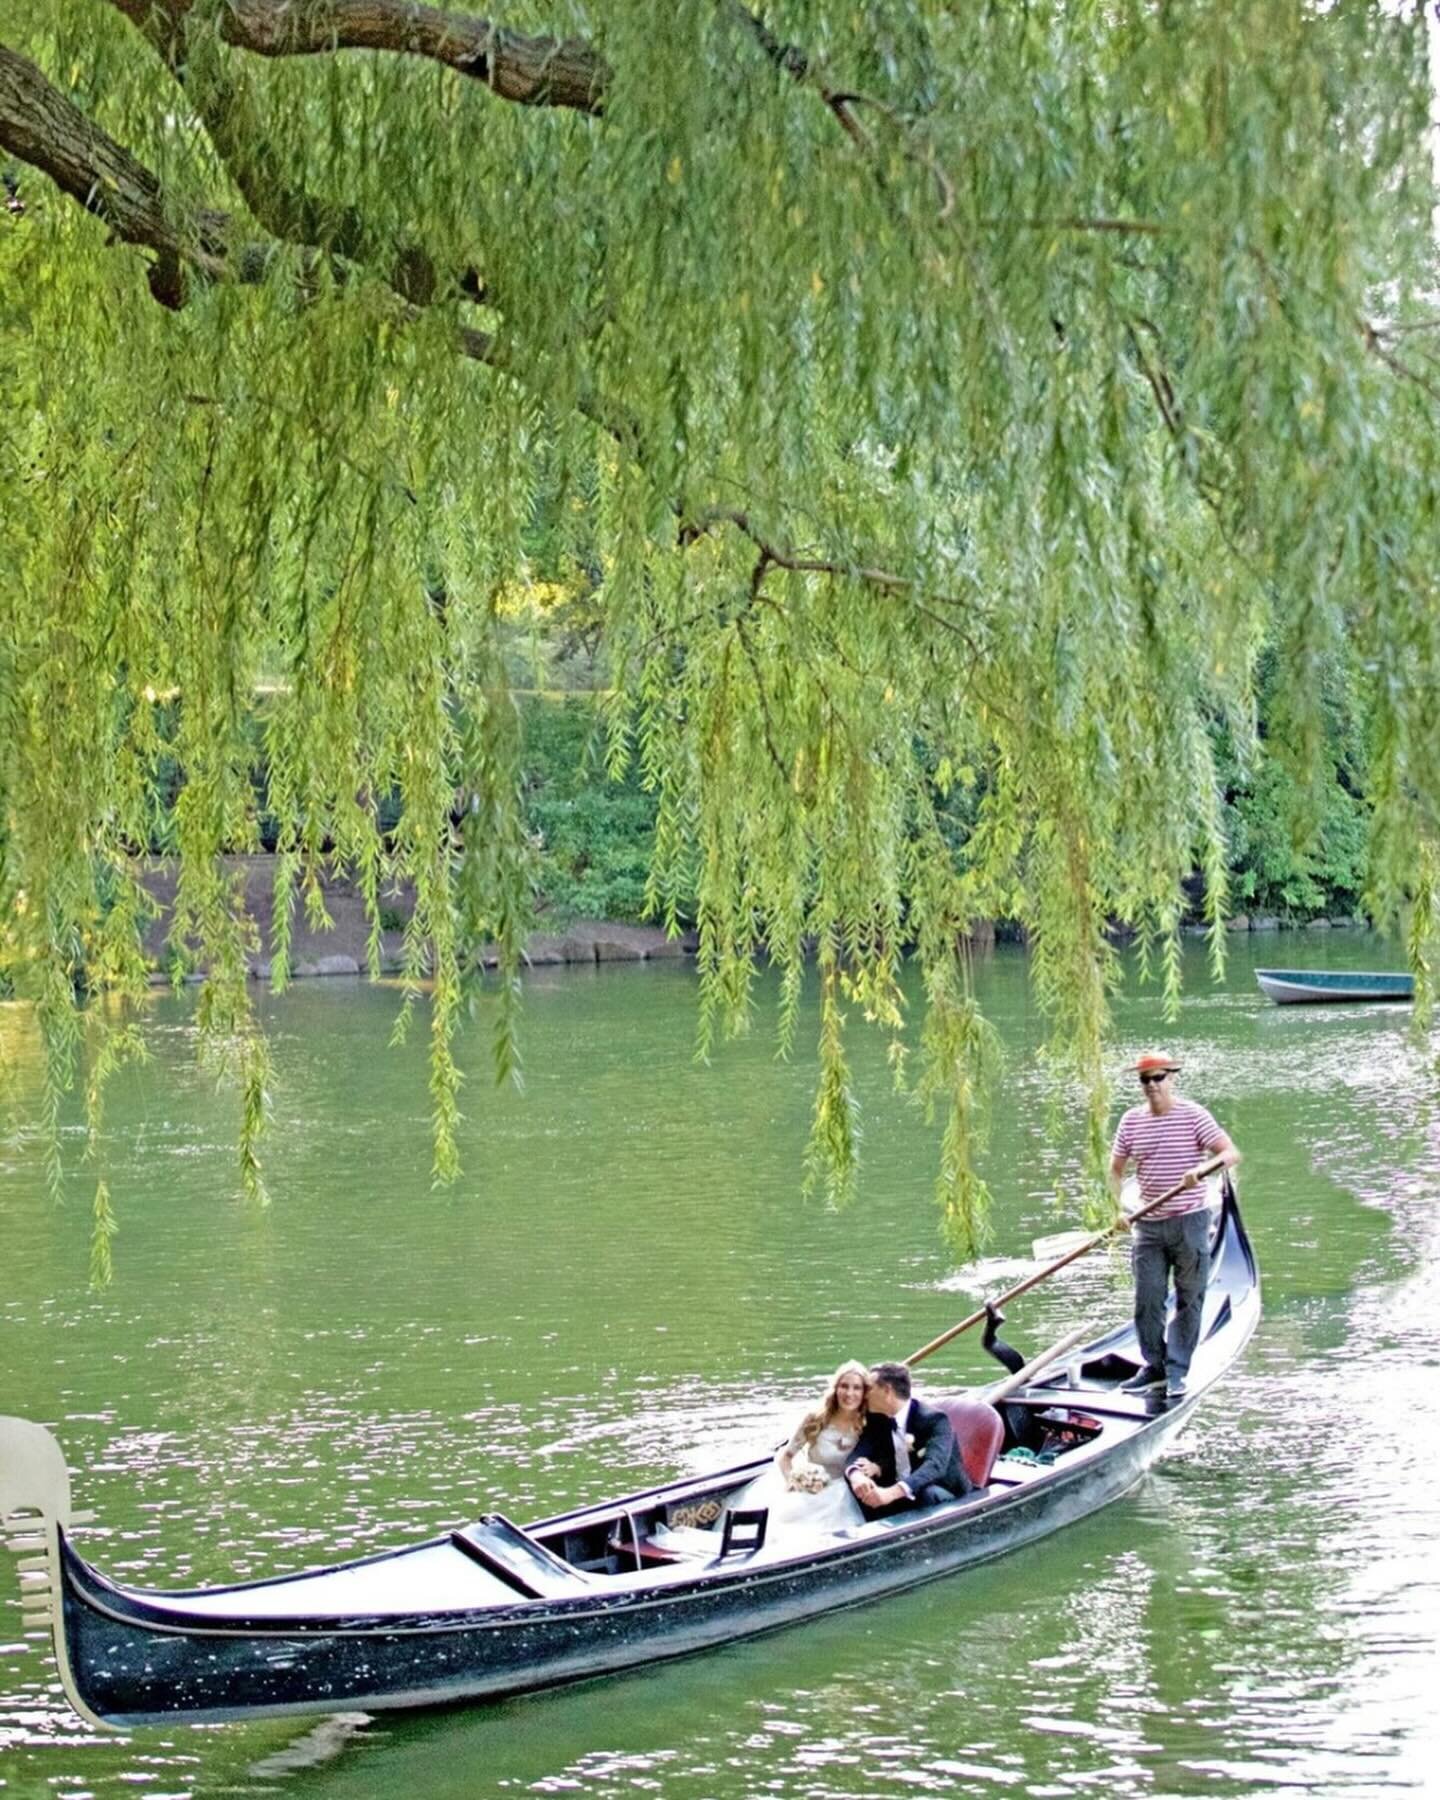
23,1188,1259,1728
59,1410,1195,1727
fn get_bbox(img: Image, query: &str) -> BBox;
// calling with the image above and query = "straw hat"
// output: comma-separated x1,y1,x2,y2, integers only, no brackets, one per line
1131,1050,1182,1074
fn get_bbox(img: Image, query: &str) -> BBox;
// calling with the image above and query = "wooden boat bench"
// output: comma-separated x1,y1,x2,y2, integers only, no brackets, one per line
451,1516,598,1597
607,1528,687,1566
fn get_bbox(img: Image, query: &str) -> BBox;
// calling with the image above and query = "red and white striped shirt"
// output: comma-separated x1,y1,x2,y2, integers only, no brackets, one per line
1111,1098,1225,1217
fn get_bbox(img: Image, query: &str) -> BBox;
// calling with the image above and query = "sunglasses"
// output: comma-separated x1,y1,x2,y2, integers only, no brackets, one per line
1139,1071,1170,1087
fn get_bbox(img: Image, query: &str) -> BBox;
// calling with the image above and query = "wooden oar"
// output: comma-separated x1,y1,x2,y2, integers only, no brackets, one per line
980,1324,1094,1403
903,1153,1228,1369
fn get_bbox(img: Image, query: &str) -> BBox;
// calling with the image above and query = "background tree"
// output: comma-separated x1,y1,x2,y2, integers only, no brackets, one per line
1219,648,1371,922
3,1,1439,1254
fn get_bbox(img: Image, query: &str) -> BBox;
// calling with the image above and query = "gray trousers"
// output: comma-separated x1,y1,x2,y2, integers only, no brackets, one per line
1132,1209,1212,1379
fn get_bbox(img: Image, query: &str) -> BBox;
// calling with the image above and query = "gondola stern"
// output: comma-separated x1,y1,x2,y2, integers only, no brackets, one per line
0,1416,121,1733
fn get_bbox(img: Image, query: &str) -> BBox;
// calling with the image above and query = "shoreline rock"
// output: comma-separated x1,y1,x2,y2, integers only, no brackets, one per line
134,854,1372,988
138,855,698,985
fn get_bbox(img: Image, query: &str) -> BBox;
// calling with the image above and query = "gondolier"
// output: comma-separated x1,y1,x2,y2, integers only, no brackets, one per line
1110,1051,1242,1401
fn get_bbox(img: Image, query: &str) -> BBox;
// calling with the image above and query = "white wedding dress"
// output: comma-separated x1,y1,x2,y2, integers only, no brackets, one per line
726,1422,867,1536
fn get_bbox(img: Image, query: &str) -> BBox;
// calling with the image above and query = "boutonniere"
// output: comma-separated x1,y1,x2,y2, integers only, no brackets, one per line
905,1433,916,1452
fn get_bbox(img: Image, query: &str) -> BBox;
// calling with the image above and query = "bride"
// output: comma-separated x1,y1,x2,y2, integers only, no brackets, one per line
727,1360,870,1535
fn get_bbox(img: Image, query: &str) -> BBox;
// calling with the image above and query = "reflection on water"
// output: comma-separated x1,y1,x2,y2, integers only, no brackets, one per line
3,939,1440,1796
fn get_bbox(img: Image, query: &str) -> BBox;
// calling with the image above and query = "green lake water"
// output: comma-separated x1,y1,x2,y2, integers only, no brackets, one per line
3,936,1439,1798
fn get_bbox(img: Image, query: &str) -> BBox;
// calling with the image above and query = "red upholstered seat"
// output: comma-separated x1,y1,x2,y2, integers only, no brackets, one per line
937,1398,1004,1489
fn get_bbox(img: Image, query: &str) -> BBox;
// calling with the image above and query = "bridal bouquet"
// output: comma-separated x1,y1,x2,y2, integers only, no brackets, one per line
786,1451,831,1495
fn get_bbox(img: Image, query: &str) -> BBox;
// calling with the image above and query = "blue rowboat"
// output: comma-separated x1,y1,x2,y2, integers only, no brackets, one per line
1255,967,1414,1005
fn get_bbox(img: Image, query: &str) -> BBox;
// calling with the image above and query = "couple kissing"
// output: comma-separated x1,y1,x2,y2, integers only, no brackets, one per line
845,1361,972,1520
727,1358,972,1536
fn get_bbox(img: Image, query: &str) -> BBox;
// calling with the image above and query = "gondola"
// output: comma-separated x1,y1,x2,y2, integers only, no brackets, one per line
1255,966,1413,1004
2,1183,1259,1731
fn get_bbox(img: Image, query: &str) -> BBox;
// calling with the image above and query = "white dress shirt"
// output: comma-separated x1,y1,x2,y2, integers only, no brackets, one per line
892,1399,914,1495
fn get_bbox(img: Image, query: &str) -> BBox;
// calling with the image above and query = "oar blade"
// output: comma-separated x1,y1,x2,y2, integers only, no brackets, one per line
1031,1228,1094,1261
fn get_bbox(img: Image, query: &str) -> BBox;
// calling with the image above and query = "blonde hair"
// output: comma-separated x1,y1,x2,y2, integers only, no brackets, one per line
794,1359,870,1449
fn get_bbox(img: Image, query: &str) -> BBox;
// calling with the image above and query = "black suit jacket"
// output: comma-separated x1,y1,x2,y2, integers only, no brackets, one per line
845,1396,971,1516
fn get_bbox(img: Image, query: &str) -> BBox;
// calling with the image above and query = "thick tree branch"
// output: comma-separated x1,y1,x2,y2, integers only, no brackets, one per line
218,0,606,113
0,39,487,341
2,36,508,365
111,0,902,155
102,1,484,304
0,41,247,302
1,43,189,258
5,37,972,621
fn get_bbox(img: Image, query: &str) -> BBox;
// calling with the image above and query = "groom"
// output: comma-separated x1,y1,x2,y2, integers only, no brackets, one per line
845,1362,973,1519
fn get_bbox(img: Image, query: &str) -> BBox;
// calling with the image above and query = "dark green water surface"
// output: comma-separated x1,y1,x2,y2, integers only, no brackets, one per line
3,937,1439,1797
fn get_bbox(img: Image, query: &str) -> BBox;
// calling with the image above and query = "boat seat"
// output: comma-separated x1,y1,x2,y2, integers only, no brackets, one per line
936,1398,1004,1490
607,1532,687,1566
645,1522,726,1559
451,1519,596,1597
717,1507,767,1559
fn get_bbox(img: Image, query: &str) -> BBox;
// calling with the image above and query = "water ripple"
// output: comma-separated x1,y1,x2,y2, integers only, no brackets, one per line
4,950,1440,1796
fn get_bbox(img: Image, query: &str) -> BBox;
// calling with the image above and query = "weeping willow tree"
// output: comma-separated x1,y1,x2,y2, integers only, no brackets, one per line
2,1,1439,1262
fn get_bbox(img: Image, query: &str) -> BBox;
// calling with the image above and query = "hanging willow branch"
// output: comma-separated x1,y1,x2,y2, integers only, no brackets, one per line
3,0,1440,1280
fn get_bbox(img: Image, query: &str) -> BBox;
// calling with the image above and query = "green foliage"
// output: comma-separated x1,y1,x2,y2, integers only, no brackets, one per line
520,697,668,924
1218,650,1371,919
4,0,1440,1265
1223,759,1370,919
